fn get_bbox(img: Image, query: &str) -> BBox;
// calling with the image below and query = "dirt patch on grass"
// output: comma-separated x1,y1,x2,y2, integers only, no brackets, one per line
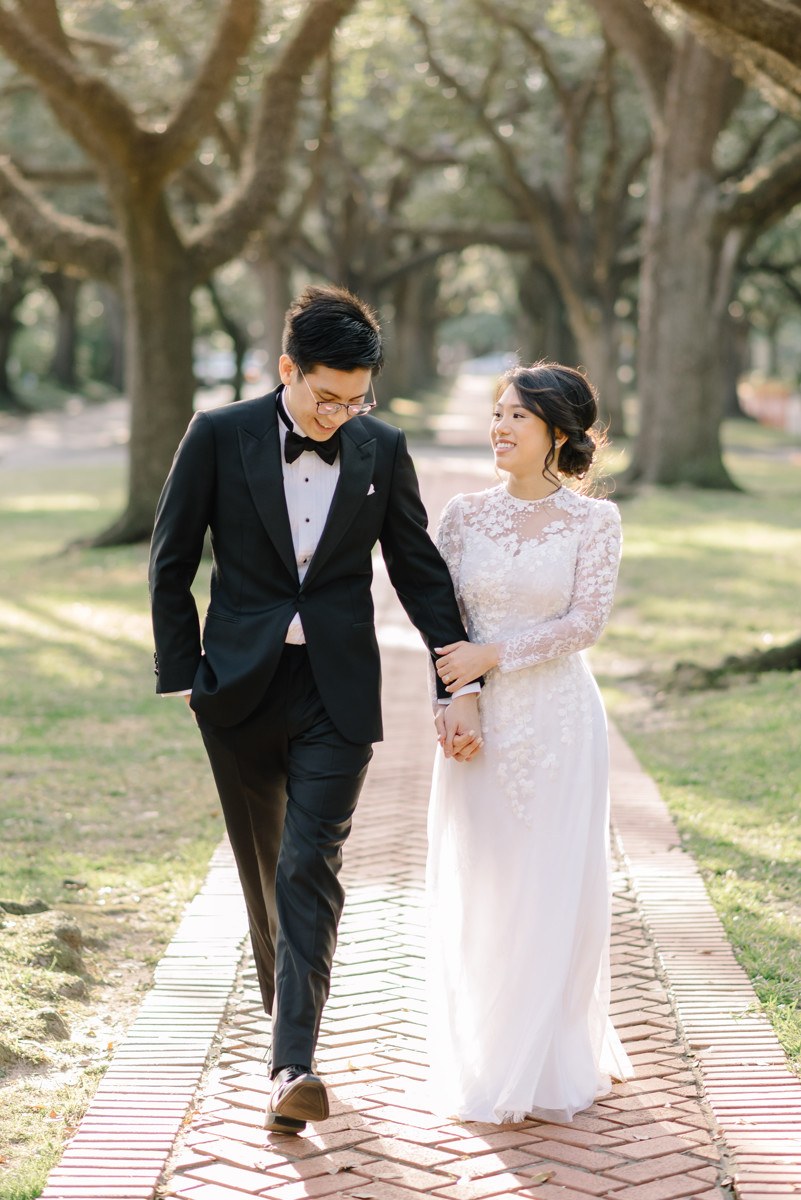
0,882,193,1190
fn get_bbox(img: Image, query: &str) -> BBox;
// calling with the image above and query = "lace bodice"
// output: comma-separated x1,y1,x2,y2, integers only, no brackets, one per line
435,485,622,673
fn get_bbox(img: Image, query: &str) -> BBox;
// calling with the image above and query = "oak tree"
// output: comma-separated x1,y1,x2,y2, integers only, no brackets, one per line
0,0,357,543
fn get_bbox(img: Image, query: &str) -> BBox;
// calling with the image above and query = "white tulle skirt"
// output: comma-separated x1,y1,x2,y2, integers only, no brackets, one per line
425,661,633,1125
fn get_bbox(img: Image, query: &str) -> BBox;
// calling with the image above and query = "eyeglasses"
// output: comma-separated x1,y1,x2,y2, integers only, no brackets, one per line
298,366,377,417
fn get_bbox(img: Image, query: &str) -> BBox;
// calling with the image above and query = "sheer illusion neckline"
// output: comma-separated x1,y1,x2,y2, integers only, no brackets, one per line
499,484,563,507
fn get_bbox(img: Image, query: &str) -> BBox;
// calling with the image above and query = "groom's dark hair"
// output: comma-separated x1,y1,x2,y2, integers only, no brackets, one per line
282,284,383,376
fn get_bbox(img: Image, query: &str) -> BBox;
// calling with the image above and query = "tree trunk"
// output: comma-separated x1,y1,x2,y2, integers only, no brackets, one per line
97,284,125,392
722,311,751,418
519,259,625,436
252,254,292,389
516,264,579,366
628,39,739,487
380,269,440,400
91,194,195,545
570,309,625,437
0,315,20,408
207,277,248,403
0,258,30,412
44,270,80,390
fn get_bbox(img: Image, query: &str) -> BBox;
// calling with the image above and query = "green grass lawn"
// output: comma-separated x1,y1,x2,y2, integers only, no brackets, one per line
0,466,223,1197
595,418,801,1075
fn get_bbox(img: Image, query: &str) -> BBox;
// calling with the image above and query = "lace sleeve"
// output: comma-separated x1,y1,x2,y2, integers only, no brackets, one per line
435,494,467,625
497,500,622,674
428,495,466,706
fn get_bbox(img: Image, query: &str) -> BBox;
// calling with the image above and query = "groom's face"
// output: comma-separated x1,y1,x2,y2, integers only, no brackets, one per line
279,356,374,441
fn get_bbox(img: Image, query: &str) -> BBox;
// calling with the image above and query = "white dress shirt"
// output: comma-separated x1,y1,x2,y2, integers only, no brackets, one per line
278,389,339,644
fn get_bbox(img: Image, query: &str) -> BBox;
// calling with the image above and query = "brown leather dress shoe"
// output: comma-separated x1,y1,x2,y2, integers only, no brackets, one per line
265,1064,329,1134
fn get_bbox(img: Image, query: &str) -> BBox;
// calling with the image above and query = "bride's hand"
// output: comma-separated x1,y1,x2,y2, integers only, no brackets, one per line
435,641,499,692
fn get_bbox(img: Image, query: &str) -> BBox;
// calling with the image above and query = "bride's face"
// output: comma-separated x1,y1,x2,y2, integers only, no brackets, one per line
491,385,559,474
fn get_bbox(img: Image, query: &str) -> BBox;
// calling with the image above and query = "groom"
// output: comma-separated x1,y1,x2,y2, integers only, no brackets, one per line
149,285,481,1133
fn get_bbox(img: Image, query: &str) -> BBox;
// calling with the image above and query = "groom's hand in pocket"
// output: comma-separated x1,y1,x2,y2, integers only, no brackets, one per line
439,694,483,762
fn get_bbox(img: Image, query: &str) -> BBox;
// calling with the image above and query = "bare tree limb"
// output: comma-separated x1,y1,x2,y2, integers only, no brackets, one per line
478,1,572,108
666,0,801,73
21,0,71,55
594,41,621,286
5,158,97,185
585,0,674,117
717,111,784,182
0,3,141,169
747,257,801,306
482,3,601,215
0,156,121,281
149,0,260,182
187,0,359,283
721,137,801,235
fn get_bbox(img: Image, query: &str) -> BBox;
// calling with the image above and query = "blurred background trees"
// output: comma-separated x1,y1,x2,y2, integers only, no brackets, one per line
1,0,800,540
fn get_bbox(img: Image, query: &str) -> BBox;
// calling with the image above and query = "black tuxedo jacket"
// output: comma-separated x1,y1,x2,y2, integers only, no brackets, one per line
148,386,469,744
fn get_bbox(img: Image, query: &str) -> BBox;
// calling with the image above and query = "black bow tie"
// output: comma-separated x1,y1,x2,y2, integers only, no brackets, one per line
284,427,340,465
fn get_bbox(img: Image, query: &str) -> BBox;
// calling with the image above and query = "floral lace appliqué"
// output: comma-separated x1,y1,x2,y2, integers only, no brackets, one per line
435,485,621,824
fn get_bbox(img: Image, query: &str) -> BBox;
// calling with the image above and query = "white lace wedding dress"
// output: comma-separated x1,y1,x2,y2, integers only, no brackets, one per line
426,484,633,1125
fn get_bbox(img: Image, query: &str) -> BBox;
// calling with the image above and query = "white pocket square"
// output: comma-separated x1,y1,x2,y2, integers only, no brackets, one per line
367,483,376,496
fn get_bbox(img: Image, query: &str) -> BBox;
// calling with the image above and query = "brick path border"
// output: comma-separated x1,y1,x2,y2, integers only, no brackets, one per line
39,842,249,1200
610,725,801,1199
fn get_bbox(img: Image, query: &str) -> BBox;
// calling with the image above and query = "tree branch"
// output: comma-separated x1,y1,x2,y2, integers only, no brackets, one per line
593,41,622,288
722,137,801,235
187,0,358,283
585,0,674,118
0,3,141,169
21,0,71,55
11,159,97,185
478,1,572,107
667,0,801,72
0,156,121,281
717,111,784,182
747,257,801,307
149,0,260,181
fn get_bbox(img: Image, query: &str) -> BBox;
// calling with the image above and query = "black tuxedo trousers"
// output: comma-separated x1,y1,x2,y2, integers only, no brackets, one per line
149,389,469,1071
198,645,372,1071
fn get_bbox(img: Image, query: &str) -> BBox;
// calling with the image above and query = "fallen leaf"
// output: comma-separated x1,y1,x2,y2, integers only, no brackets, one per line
527,1171,554,1185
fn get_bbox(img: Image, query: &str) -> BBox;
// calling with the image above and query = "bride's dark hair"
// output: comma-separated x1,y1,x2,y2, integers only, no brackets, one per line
495,361,605,486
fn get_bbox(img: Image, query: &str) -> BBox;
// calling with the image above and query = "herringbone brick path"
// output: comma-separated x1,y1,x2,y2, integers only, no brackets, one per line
40,453,801,1200
154,564,729,1200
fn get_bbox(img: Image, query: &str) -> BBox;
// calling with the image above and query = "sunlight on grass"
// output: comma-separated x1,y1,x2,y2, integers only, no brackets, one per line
0,493,101,512
0,463,222,1189
597,419,801,1075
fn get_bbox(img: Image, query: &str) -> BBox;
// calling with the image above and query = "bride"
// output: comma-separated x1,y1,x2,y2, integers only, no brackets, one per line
426,361,633,1125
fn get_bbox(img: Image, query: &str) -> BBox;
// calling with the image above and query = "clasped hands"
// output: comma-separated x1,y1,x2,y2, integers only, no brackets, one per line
433,640,499,764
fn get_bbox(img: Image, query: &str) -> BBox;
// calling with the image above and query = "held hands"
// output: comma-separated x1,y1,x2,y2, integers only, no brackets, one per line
435,641,499,693
434,694,483,762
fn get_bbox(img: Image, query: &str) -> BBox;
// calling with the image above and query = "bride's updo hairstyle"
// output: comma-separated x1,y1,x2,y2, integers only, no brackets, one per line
496,361,602,485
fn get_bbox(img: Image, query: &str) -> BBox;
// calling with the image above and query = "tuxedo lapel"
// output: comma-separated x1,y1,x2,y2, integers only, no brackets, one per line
302,420,376,589
238,396,298,582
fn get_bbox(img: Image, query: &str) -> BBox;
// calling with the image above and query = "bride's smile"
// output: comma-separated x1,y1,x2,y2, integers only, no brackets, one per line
491,384,566,497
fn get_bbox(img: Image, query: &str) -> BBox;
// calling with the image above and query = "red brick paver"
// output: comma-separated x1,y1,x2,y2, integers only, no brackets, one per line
39,451,801,1200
